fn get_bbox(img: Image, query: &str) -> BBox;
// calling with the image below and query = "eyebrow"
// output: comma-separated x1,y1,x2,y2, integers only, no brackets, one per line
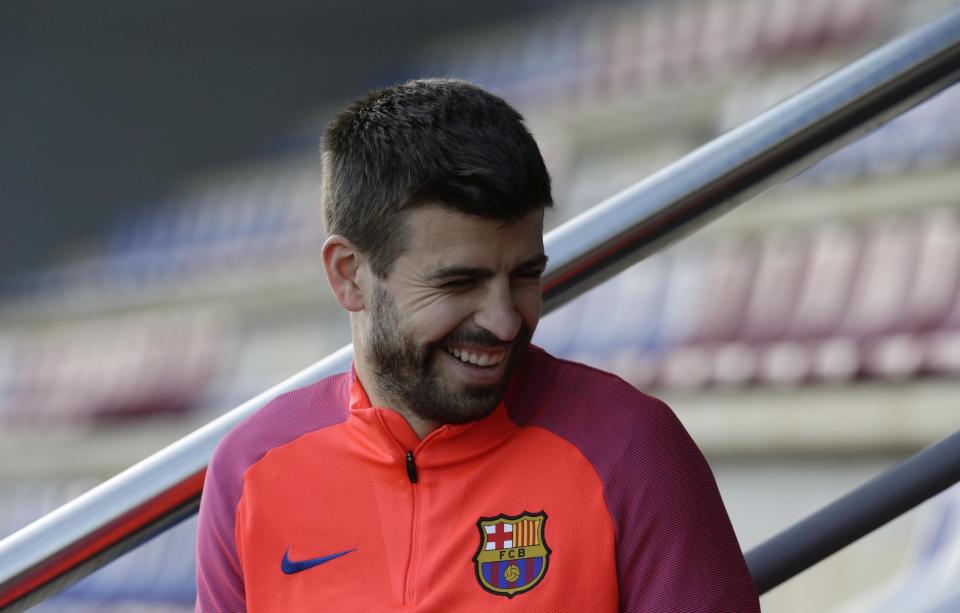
425,254,549,284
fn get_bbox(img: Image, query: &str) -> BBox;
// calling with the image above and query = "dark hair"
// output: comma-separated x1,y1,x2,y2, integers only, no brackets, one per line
321,78,552,277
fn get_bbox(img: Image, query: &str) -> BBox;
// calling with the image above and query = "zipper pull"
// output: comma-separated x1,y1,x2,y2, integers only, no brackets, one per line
405,450,418,484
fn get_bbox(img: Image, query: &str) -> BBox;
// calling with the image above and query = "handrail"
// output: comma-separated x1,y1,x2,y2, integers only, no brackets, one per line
2,6,960,611
746,430,960,594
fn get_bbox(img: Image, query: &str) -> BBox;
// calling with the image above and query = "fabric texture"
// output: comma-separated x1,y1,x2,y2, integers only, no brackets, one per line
196,346,760,612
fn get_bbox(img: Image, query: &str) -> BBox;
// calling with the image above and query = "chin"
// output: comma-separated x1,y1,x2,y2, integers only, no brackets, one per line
420,377,503,425
436,399,500,425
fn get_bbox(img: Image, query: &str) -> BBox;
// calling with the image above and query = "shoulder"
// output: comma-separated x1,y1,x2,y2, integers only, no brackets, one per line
205,371,352,499
506,345,679,436
505,345,705,486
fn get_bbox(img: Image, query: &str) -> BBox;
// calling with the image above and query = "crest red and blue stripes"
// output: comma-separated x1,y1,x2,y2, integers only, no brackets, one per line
481,558,545,590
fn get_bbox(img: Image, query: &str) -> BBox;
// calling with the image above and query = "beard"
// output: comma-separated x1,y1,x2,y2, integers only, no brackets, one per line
367,283,532,425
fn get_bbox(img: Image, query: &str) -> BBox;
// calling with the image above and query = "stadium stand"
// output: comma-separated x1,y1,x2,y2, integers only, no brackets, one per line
534,204,960,390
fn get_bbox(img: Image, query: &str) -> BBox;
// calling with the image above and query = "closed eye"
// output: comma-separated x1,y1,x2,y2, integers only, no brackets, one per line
512,255,548,282
512,269,544,281
439,278,478,290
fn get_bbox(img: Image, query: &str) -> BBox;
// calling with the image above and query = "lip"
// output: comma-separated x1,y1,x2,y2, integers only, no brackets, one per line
447,344,507,367
440,346,509,385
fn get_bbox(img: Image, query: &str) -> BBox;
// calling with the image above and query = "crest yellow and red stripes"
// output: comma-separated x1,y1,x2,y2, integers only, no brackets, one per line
512,518,541,547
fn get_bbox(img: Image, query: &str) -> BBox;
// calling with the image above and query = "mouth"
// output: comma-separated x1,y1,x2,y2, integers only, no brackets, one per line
443,345,507,368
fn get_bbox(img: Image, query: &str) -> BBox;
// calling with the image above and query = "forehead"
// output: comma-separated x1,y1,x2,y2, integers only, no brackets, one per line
397,205,544,269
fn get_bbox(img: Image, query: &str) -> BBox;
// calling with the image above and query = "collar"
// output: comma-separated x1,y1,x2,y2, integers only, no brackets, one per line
345,364,518,469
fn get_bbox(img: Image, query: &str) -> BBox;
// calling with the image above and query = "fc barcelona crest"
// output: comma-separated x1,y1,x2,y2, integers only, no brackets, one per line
473,511,550,598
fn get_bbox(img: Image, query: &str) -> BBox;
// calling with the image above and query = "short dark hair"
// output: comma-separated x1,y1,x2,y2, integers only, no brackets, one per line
321,78,552,277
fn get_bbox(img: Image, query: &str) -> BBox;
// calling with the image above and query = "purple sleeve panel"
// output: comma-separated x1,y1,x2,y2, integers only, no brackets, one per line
506,347,761,612
195,372,351,613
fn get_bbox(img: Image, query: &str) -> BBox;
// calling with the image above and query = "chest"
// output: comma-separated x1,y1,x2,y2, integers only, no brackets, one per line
236,440,619,612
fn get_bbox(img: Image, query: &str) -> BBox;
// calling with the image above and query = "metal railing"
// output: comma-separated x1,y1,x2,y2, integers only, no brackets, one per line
746,430,960,594
2,5,960,611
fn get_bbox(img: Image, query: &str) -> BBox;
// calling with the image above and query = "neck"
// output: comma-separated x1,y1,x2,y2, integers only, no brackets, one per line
354,362,439,440
394,410,439,440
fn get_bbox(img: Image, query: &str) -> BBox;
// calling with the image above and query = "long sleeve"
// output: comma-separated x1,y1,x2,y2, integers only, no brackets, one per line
195,443,247,613
612,399,760,612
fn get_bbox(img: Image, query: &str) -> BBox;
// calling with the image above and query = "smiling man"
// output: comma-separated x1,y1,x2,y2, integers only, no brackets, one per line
196,79,761,612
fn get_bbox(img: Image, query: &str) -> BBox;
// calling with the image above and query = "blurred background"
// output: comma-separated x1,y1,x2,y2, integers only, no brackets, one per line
2,0,960,610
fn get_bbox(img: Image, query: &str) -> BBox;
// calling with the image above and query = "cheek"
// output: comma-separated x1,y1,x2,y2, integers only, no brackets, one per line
514,288,543,331
405,297,473,344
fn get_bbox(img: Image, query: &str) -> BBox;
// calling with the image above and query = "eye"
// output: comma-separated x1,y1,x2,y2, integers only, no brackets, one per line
440,278,476,290
513,269,544,282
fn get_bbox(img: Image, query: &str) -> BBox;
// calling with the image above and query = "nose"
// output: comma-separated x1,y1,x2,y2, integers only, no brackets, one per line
474,280,522,343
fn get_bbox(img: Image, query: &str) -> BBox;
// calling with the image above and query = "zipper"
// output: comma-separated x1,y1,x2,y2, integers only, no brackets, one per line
405,450,418,483
403,449,421,605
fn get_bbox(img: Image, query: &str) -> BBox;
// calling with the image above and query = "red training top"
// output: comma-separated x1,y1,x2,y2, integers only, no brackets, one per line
196,346,760,612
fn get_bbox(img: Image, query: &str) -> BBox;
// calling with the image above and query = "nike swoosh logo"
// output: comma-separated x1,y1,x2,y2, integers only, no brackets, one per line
281,548,356,574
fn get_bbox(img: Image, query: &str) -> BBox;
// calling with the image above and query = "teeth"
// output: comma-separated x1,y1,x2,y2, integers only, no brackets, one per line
448,346,504,367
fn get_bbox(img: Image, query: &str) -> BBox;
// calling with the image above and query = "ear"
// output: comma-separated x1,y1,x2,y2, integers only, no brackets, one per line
322,235,366,312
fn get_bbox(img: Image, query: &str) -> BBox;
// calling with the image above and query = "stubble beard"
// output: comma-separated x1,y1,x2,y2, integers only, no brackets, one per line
367,283,531,425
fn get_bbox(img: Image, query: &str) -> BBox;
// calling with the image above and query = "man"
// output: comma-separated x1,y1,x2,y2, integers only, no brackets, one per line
196,79,760,612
